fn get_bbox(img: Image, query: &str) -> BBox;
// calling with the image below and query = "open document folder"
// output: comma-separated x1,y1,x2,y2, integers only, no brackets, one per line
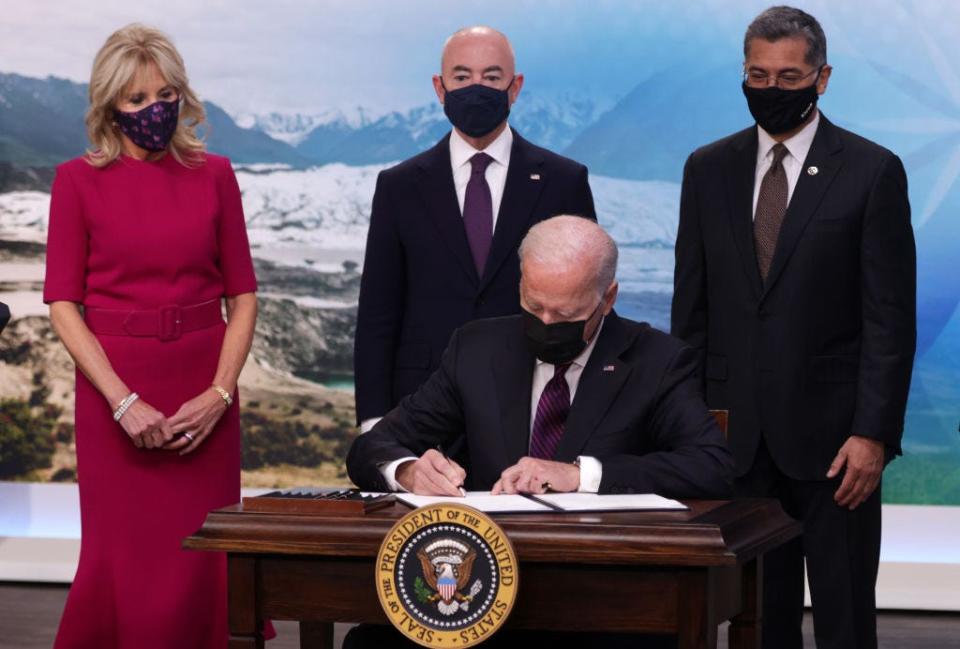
395,491,687,514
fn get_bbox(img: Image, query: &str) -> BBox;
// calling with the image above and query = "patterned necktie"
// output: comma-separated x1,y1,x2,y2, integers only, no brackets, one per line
754,143,790,283
530,363,572,460
463,152,494,276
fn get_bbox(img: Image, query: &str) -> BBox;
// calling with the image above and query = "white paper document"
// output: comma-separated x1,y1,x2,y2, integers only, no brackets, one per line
395,491,687,513
533,493,687,512
395,491,553,513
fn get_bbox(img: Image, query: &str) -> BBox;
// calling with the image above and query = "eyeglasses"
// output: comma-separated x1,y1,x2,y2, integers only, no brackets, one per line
743,65,823,89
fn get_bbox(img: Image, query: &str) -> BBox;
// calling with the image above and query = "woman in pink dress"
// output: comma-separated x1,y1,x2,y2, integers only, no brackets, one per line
44,24,258,648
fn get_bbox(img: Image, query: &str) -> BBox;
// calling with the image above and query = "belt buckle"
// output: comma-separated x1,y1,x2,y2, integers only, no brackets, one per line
158,305,183,342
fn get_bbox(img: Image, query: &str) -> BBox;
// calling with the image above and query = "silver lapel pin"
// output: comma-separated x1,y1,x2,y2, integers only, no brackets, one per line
530,173,541,181
807,166,819,176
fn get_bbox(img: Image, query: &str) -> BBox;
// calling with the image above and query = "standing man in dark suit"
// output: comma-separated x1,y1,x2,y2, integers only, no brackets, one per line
354,26,596,434
349,216,732,501
671,7,916,649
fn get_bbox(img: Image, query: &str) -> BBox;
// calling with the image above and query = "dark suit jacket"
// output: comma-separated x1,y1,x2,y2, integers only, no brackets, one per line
354,129,596,423
671,114,916,481
347,312,734,499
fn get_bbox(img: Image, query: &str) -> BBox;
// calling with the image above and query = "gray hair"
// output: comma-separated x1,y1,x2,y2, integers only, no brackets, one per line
744,6,827,68
518,215,618,298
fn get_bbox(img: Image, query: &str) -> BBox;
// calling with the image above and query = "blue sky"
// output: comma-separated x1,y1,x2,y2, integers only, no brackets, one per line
3,0,957,117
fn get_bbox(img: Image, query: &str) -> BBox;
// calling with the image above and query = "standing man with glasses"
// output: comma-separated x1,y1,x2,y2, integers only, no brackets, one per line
355,26,596,442
672,6,916,648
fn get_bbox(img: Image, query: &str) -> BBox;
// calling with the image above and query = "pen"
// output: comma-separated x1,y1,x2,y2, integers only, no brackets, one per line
436,444,467,498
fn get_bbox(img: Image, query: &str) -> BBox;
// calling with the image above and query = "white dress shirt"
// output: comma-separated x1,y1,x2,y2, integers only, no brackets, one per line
378,317,607,493
752,110,820,218
449,124,513,227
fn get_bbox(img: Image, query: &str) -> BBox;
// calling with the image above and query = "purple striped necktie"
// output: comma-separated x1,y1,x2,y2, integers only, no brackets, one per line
463,152,494,276
530,363,572,460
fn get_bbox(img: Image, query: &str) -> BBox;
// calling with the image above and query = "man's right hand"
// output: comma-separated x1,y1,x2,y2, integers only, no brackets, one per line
396,449,467,496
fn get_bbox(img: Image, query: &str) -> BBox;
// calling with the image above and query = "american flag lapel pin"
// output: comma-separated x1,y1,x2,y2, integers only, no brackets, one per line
603,364,615,372
530,173,541,181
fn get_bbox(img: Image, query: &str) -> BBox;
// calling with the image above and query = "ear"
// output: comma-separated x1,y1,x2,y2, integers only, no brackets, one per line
602,281,619,316
508,73,524,105
816,65,832,95
432,74,446,104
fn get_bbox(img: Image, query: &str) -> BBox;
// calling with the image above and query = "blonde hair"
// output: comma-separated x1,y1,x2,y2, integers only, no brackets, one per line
85,24,205,167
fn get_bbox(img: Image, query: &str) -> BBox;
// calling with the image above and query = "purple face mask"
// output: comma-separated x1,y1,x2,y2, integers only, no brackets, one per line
114,99,179,152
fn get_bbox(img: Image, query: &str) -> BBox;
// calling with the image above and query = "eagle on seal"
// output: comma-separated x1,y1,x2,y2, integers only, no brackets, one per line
417,538,480,615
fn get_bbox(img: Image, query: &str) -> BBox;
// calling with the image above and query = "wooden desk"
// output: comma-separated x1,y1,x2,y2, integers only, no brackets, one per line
185,499,799,649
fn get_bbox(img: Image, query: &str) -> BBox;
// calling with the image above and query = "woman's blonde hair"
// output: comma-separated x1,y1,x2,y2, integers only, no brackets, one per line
85,24,205,167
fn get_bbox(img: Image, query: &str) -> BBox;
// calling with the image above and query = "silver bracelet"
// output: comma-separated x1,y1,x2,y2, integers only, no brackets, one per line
113,392,139,422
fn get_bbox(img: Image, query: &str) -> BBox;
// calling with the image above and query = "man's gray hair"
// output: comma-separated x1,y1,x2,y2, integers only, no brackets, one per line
744,6,827,68
518,216,618,297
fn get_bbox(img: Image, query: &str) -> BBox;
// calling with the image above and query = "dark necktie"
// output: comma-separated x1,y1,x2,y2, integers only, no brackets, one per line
530,363,572,460
754,143,790,283
463,152,494,277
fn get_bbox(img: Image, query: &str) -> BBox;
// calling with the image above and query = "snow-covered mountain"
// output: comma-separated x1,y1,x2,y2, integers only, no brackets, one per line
1,161,678,294
233,107,384,146
236,91,615,163
0,191,50,243
234,163,676,260
1,71,615,171
234,162,388,254
591,176,678,249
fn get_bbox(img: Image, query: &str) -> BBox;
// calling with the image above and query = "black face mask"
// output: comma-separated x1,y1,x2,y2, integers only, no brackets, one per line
522,302,602,365
742,70,821,135
441,78,514,138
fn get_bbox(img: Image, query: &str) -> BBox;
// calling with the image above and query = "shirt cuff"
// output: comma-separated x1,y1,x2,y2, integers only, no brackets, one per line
360,417,383,434
380,456,418,491
576,456,603,493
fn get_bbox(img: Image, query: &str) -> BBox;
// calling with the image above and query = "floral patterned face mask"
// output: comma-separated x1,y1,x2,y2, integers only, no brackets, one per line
114,99,179,152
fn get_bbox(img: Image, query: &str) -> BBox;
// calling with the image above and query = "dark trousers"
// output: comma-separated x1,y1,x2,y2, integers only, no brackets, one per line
735,438,882,649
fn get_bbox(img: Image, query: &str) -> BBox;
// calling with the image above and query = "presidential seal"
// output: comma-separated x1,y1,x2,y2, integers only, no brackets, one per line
376,503,519,647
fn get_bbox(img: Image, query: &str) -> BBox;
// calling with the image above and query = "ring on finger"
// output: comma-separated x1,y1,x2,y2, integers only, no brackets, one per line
183,432,195,442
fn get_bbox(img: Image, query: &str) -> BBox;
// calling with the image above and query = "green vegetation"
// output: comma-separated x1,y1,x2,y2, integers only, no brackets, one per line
0,397,59,479
414,576,433,604
240,409,354,471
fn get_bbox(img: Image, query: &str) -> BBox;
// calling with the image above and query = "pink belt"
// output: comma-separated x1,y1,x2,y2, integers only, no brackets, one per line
84,299,223,342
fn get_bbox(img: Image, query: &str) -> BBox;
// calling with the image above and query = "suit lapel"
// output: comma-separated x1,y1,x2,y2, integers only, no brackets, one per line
554,312,635,462
761,115,844,298
415,134,479,286
494,321,536,466
479,130,545,291
723,127,764,299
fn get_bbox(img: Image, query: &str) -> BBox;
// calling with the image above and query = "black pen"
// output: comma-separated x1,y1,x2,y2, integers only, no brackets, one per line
435,444,467,498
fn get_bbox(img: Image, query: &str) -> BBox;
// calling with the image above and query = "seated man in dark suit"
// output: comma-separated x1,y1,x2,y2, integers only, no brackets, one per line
348,215,733,500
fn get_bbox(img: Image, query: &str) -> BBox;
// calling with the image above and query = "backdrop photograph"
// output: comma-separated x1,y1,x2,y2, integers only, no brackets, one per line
0,0,957,501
